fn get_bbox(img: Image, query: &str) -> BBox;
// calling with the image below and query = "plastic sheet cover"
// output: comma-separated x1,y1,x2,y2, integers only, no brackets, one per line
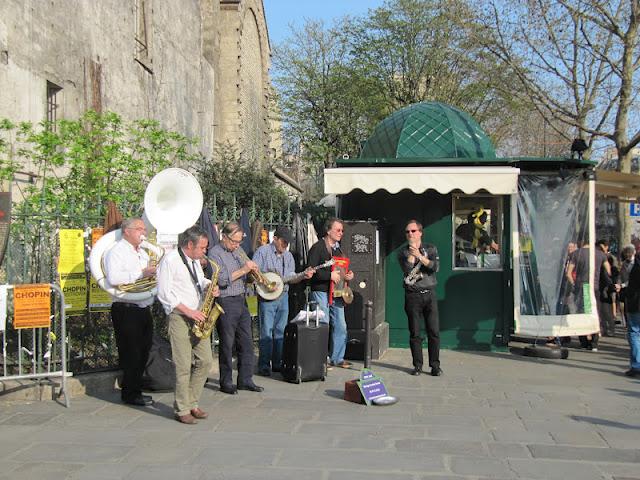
516,172,598,337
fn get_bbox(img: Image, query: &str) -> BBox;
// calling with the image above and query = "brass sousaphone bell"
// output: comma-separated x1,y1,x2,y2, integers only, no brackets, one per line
89,168,203,301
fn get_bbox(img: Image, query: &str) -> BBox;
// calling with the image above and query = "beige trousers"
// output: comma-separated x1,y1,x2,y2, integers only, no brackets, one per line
168,312,213,416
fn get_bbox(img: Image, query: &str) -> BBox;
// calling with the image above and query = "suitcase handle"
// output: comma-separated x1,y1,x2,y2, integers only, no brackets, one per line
306,301,321,327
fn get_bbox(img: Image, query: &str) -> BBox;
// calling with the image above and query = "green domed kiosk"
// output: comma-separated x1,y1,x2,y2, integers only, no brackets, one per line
325,102,601,354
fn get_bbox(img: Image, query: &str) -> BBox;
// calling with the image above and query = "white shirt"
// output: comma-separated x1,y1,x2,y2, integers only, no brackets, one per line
157,248,210,315
104,238,153,308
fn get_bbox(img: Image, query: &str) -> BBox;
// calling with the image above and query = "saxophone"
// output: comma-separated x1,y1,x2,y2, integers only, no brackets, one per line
404,247,425,286
192,257,225,339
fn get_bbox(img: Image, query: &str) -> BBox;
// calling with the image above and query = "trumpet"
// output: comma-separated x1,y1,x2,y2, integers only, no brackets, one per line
236,247,284,300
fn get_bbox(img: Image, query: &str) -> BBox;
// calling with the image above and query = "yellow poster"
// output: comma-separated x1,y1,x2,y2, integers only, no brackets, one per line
58,229,85,274
246,295,258,317
90,277,111,311
13,284,51,329
59,273,88,314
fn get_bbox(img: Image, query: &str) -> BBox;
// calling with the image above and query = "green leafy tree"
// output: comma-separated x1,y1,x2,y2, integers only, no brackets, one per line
0,110,200,218
273,0,529,176
197,143,290,220
273,19,384,169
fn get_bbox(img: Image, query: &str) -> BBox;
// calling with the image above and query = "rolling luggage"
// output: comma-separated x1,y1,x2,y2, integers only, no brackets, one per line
282,302,328,383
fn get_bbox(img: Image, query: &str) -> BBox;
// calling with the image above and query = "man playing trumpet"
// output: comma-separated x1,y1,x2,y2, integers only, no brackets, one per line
210,222,264,394
104,218,155,407
157,225,217,424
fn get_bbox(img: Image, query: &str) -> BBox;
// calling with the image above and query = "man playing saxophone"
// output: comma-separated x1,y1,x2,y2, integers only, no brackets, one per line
210,221,264,394
157,225,218,424
397,219,442,377
104,218,156,407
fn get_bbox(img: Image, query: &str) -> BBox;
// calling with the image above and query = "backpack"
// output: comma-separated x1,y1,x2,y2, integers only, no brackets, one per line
142,334,176,392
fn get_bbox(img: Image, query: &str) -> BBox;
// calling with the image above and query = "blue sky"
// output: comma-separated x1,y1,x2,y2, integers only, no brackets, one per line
263,0,385,46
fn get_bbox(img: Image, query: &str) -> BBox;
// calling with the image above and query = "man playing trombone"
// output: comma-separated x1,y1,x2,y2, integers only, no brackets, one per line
210,221,264,394
104,218,155,407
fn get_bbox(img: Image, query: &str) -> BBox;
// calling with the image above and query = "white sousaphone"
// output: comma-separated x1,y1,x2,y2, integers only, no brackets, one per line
89,168,203,301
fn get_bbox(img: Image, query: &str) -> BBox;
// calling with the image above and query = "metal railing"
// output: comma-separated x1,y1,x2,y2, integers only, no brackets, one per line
0,283,71,407
1,193,294,374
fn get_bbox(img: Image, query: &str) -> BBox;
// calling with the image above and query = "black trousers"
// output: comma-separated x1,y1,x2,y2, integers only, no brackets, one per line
404,290,440,369
111,303,153,400
216,296,254,388
598,300,616,337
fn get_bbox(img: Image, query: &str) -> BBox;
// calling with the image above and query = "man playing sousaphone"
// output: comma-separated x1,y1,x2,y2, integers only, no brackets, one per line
210,222,264,394
157,225,218,424
307,217,354,369
104,218,156,407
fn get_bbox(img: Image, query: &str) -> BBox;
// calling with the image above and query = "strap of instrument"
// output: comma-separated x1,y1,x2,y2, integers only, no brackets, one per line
178,247,203,299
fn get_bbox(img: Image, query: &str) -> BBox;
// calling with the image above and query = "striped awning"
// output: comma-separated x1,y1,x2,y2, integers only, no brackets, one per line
324,166,520,195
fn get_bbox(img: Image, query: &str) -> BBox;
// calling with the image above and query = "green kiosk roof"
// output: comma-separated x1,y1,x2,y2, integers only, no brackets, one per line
341,102,497,165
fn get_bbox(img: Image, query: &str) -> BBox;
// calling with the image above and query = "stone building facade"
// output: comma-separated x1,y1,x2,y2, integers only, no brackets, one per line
0,0,273,185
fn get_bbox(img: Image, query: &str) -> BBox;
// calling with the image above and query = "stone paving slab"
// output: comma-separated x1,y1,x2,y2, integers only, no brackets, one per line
1,334,639,479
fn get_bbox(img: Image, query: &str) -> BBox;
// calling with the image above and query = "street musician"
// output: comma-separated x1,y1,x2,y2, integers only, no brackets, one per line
307,217,353,369
209,222,264,394
104,218,155,407
397,219,442,377
157,225,216,424
253,225,314,376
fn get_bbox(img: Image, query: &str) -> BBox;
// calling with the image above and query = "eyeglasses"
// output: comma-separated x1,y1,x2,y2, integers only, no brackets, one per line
225,236,242,245
405,229,419,234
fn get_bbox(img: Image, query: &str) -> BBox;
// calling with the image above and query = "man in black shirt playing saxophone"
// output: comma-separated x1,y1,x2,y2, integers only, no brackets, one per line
397,219,442,377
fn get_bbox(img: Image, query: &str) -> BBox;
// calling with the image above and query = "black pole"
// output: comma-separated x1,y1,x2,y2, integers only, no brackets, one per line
364,300,373,369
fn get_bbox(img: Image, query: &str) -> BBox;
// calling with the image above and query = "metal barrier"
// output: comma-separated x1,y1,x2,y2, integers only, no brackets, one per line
0,283,71,407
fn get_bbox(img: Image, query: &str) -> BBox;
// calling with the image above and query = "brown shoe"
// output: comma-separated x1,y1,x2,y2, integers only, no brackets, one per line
175,413,198,425
337,361,352,369
190,407,208,419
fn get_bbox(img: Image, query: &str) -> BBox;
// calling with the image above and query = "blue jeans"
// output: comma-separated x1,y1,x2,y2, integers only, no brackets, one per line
309,291,346,365
627,312,640,370
258,294,289,373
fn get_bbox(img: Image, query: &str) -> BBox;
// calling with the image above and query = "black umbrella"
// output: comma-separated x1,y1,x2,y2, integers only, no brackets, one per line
288,212,310,320
239,208,253,257
198,206,219,258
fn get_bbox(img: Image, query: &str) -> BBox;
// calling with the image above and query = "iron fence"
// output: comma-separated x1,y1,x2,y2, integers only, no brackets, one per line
0,284,71,407
2,193,295,374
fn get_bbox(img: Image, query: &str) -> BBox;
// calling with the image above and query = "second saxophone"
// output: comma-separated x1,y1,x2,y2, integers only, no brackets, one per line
192,257,225,339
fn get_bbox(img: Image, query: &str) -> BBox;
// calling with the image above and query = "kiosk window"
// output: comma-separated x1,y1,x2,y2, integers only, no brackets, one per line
453,195,503,270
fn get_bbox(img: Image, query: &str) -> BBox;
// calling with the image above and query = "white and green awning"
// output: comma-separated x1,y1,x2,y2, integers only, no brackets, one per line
324,166,520,195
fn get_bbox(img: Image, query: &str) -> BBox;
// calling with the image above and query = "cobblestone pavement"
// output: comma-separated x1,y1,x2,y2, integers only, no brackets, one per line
1,331,639,480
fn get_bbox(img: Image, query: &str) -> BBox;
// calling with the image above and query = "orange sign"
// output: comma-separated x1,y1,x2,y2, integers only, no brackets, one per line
91,227,105,246
330,256,350,305
13,284,51,329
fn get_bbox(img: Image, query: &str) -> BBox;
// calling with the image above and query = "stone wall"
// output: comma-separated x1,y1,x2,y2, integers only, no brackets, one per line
0,0,275,183
217,0,271,166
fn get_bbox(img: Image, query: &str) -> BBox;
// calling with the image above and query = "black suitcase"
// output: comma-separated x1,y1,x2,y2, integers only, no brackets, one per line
282,303,329,383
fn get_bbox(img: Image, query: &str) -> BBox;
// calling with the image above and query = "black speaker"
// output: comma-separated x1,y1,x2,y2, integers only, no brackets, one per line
341,221,383,330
